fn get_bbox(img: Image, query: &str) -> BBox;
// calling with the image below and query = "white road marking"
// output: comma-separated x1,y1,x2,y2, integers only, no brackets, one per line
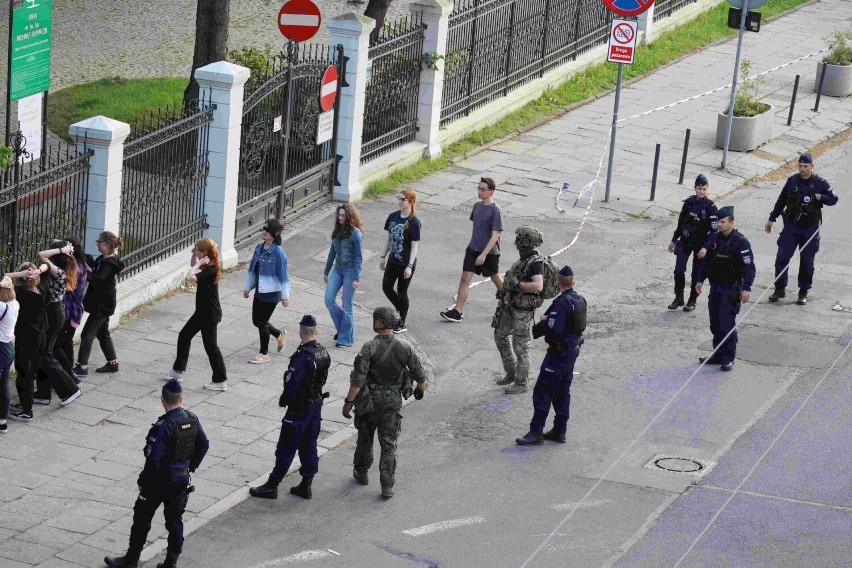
245,550,332,567
551,499,612,511
402,516,486,537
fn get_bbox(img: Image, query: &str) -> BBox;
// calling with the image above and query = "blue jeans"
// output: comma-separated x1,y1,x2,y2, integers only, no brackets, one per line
0,341,13,419
325,267,357,345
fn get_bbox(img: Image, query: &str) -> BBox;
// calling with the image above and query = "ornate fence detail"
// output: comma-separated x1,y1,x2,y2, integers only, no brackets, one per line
441,0,612,127
361,15,426,164
654,0,699,21
119,95,214,278
0,135,91,272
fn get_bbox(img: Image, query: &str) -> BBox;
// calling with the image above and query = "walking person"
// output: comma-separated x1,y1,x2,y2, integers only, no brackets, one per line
0,276,19,433
250,315,331,500
162,238,228,391
324,204,363,347
74,231,125,375
104,379,209,568
380,189,421,334
243,219,290,364
765,153,838,305
667,174,718,311
440,177,504,323
57,236,89,381
9,263,49,422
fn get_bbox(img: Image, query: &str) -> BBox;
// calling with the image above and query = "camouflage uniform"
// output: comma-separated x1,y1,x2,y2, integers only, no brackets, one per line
350,309,427,492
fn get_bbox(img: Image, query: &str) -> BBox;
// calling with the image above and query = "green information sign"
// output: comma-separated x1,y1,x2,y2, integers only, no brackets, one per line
10,0,53,102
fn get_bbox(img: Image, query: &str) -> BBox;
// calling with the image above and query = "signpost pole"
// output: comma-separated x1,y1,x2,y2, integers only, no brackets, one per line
5,0,14,146
604,62,623,203
721,0,749,170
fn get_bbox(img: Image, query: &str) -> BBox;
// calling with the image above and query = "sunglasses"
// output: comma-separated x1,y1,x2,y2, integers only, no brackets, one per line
261,226,270,233
397,196,407,202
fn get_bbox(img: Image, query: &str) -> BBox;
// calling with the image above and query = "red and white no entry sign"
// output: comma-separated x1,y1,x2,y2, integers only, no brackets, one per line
278,0,321,43
607,19,638,64
320,65,338,112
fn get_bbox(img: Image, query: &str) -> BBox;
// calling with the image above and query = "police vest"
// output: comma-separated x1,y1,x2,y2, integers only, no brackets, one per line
707,235,742,284
163,411,199,464
306,344,331,403
564,291,587,333
784,177,821,224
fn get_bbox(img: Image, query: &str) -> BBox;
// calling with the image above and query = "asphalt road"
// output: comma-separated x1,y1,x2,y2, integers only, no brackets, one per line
172,137,851,568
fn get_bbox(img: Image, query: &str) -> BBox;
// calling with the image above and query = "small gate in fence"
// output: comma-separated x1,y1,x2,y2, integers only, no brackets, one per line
235,43,344,245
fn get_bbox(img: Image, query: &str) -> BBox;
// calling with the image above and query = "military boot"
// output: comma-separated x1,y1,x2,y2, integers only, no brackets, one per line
156,553,180,568
249,479,279,499
381,485,394,499
353,468,369,485
797,289,808,305
495,372,515,386
542,429,566,443
104,554,139,568
289,476,312,500
768,287,786,302
515,431,543,445
684,285,698,312
669,274,686,310
505,383,529,394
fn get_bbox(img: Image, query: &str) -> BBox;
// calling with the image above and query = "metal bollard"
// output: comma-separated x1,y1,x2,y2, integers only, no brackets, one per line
650,144,661,201
678,129,691,185
814,64,828,112
787,74,800,126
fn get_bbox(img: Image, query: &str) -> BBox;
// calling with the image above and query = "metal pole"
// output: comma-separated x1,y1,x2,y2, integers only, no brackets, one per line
813,62,827,112
721,0,750,171
650,143,660,201
787,74,799,126
678,128,691,184
604,63,623,203
5,0,15,146
279,40,295,217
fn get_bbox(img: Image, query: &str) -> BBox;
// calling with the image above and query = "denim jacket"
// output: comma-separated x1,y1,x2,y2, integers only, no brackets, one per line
245,243,291,298
324,228,363,281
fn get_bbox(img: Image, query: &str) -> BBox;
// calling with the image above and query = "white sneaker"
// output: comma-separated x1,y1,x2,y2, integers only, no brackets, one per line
203,382,228,392
248,354,270,364
160,369,184,381
59,390,82,407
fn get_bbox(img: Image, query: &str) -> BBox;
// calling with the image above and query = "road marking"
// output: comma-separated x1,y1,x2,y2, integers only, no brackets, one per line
245,550,332,567
402,516,486,537
551,499,612,511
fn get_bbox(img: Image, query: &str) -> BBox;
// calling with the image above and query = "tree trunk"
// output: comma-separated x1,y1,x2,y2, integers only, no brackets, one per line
364,0,393,42
183,0,231,109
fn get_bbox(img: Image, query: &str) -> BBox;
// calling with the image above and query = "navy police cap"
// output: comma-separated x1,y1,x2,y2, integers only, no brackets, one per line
299,314,317,327
717,205,734,219
798,153,813,164
163,378,182,395
695,174,709,187
559,265,574,277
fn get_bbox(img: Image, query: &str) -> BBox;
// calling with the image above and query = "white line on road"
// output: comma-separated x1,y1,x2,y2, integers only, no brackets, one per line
403,516,487,537
245,550,332,567
551,499,612,511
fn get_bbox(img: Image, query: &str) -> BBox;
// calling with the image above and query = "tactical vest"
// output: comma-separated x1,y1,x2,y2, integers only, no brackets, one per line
564,291,587,333
306,344,331,403
784,178,820,225
163,411,199,463
509,253,547,310
707,234,742,284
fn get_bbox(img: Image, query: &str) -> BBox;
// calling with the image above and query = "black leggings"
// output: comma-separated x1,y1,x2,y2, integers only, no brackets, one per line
35,303,79,401
77,313,117,365
173,312,227,383
382,262,415,322
252,298,281,355
55,319,76,377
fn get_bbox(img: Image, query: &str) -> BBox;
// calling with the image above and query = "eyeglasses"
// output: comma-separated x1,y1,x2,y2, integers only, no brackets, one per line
95,240,105,244
477,187,493,192
397,196,407,202
261,226,269,233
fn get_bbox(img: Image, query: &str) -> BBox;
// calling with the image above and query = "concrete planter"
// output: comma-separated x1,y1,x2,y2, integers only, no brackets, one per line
715,104,774,152
815,61,852,98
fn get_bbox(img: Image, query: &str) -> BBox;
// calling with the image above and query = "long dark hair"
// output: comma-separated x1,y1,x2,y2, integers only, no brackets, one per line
64,235,86,266
264,219,284,246
331,204,364,240
49,239,78,292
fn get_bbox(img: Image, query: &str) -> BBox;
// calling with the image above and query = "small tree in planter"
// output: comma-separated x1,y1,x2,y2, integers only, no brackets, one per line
716,59,774,152
816,29,852,97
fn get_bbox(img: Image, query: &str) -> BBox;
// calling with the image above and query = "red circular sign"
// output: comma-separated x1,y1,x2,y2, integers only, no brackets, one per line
613,23,635,44
320,65,338,112
603,0,655,17
278,0,322,43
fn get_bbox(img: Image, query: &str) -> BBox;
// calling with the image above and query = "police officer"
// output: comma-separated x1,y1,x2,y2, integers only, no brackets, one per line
105,379,208,568
516,266,585,446
496,226,545,394
667,174,718,311
765,153,837,305
250,315,330,500
695,206,755,372
342,307,427,499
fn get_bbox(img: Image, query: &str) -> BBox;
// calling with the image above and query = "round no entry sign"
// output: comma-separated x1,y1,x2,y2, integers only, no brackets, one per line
320,65,338,112
613,22,635,44
603,0,655,17
278,0,322,43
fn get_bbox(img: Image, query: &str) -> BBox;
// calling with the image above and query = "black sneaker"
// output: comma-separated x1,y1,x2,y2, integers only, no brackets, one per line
96,361,119,373
9,411,32,422
440,308,463,323
72,364,88,376
0,423,7,433
71,372,82,385
393,321,407,334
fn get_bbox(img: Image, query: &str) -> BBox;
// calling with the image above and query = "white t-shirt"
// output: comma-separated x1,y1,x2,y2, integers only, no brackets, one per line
0,300,19,343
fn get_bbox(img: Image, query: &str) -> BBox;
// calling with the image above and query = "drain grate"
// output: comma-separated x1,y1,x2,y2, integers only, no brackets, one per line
643,454,715,477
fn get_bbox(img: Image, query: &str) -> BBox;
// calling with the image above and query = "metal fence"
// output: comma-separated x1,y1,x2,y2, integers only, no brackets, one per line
441,0,612,127
0,134,91,272
119,96,214,278
654,0,699,21
361,15,426,163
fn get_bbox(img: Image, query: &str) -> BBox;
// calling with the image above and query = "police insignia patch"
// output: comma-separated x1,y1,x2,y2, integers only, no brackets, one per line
744,257,752,265
144,445,151,457
548,318,555,328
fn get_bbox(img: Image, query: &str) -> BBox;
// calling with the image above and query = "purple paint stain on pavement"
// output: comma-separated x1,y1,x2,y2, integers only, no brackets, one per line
483,396,516,413
500,445,539,467
376,543,442,567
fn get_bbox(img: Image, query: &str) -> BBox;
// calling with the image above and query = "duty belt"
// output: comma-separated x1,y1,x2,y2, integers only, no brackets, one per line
367,383,401,397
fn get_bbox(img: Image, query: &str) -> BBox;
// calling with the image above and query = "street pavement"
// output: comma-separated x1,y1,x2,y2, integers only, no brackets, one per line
1,1,851,567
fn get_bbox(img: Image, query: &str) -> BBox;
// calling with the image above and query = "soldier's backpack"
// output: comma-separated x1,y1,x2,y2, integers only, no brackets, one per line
538,254,560,299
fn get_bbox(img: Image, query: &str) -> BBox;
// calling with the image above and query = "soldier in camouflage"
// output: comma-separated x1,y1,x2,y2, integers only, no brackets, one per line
494,226,545,394
342,307,427,499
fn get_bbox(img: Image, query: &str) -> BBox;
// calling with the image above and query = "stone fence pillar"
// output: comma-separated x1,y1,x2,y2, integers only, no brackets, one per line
638,2,657,43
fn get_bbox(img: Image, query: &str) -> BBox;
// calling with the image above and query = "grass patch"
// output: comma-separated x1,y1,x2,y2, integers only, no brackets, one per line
366,0,811,198
48,77,187,140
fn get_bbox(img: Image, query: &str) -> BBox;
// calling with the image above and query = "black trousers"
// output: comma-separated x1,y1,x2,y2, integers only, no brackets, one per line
128,484,189,558
382,262,415,322
56,319,77,377
14,343,42,415
35,302,78,401
172,312,227,383
77,313,117,365
252,298,280,355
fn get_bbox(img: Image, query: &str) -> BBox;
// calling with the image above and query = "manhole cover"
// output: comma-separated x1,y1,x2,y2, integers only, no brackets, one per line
643,454,715,477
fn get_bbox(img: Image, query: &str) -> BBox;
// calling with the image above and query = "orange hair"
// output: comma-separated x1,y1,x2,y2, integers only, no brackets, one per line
195,238,221,283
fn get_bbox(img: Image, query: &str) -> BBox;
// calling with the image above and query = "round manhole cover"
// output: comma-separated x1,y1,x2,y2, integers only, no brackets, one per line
653,457,705,473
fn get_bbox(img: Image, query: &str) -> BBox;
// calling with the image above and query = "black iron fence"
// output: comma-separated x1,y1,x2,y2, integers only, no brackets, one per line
120,96,214,278
654,0,699,21
361,15,426,163
441,0,612,127
0,134,91,272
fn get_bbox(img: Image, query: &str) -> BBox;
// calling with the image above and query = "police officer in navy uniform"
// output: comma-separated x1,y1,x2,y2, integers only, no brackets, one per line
105,379,208,568
516,266,585,446
695,206,755,372
667,174,718,311
250,314,330,500
765,153,838,305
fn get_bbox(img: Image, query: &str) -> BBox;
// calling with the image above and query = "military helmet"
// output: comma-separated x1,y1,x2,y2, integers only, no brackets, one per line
373,306,399,331
514,225,544,249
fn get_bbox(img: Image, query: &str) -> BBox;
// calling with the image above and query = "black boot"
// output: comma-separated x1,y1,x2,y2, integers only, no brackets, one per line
249,479,279,499
104,554,139,568
542,429,566,443
381,485,394,499
156,553,180,568
797,289,808,305
684,284,698,312
289,476,313,499
353,468,369,485
515,431,543,446
768,287,786,302
668,274,685,310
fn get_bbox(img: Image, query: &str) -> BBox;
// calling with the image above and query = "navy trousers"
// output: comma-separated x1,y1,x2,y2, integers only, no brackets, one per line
128,483,188,557
674,241,701,284
530,347,579,435
774,222,820,291
269,400,322,483
708,284,741,364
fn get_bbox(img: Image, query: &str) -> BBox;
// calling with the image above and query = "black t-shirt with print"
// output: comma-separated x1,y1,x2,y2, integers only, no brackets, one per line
195,266,222,323
384,211,421,267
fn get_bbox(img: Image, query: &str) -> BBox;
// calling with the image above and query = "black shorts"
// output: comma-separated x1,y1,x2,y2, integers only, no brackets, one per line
463,247,500,277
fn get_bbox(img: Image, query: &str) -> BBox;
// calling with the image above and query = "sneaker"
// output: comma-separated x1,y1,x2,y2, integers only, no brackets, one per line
160,369,184,381
32,398,51,405
249,354,270,364
277,329,287,352
71,372,82,385
96,361,119,373
72,364,88,376
440,308,463,322
0,422,7,433
335,343,353,348
59,390,82,407
393,321,407,334
203,381,228,392
9,411,32,422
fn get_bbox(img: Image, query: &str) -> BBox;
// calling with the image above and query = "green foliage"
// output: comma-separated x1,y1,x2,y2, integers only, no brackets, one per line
421,52,444,70
824,29,852,66
732,59,770,117
227,44,279,80
444,49,470,76
0,146,12,171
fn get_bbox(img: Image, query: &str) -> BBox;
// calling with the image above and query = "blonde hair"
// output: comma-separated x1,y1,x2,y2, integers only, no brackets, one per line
15,262,39,289
0,276,15,302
